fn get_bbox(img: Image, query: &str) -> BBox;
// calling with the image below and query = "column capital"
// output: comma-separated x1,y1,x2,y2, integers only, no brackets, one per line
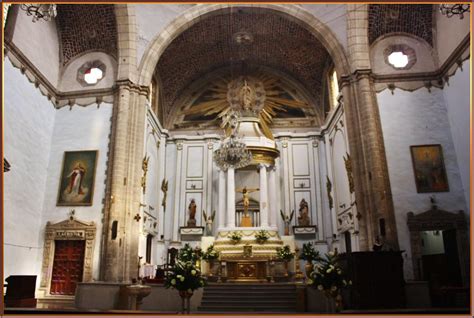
257,163,270,170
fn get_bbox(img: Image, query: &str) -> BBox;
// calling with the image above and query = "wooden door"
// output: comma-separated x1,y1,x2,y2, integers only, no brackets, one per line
50,240,85,295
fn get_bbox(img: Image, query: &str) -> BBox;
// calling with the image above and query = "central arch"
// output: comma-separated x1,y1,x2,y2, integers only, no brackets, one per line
137,4,350,88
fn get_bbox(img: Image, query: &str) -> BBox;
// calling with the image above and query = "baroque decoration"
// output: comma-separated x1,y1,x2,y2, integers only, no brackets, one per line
183,75,311,138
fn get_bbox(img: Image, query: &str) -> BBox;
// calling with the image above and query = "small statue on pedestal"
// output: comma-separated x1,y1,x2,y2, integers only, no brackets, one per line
187,199,197,227
202,210,216,236
297,198,310,226
236,186,259,227
280,209,294,236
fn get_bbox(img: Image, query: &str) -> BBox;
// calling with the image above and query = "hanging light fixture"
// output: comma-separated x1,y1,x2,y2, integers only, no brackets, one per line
439,4,470,19
214,111,252,170
20,4,57,22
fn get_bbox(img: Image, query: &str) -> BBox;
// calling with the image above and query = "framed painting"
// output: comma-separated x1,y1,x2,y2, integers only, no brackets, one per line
410,144,449,193
57,150,98,206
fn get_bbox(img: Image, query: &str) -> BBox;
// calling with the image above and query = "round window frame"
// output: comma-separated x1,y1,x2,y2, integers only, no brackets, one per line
383,44,417,70
77,60,106,87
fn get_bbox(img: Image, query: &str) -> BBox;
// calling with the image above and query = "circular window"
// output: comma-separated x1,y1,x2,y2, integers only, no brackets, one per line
77,60,106,86
384,44,416,70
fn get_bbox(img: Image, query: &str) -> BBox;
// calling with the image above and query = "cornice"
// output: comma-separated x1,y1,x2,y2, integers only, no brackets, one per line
340,34,470,93
4,40,148,108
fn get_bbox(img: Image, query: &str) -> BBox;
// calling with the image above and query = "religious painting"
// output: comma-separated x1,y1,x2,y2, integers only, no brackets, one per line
57,150,98,206
410,145,449,193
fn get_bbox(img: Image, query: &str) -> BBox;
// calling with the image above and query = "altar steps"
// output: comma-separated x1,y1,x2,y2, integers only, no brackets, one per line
198,283,297,312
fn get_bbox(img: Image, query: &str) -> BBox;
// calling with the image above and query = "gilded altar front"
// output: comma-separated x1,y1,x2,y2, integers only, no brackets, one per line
227,260,267,281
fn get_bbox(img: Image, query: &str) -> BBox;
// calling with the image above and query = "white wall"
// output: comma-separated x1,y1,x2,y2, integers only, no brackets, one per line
4,57,56,281
39,104,112,281
301,4,347,52
11,8,60,86
443,60,470,206
435,8,470,65
378,88,468,280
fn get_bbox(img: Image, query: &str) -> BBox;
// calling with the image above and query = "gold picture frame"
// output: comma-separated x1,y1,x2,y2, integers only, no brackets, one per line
57,150,98,206
410,144,449,193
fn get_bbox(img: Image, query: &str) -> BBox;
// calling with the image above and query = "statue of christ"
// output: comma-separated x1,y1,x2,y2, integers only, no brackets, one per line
236,186,259,215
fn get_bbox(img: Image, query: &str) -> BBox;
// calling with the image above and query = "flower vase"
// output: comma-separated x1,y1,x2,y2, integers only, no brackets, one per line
334,293,343,312
304,261,313,278
323,291,342,313
179,290,193,314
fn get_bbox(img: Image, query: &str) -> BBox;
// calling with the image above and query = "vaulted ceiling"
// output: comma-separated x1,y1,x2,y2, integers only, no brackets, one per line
368,4,434,46
155,7,333,125
56,4,117,66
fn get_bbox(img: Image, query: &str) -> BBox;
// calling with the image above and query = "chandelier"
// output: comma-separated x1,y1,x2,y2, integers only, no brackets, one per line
20,4,57,22
439,4,470,19
214,111,252,170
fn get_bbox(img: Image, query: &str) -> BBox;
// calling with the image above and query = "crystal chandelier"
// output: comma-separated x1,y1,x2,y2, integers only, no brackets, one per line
214,111,252,170
439,4,470,19
20,4,57,22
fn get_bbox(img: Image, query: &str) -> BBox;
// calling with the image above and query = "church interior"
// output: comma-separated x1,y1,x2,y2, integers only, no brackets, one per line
2,3,471,315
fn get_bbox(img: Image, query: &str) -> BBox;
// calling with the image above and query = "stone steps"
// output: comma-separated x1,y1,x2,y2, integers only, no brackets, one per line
198,283,298,312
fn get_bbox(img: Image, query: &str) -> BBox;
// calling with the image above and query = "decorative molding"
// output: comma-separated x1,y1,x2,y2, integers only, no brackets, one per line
38,216,96,296
343,152,355,194
4,40,115,108
326,175,333,210
292,225,317,236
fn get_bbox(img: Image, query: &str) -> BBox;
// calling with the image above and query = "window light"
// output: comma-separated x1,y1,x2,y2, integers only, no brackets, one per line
387,51,409,68
84,67,104,84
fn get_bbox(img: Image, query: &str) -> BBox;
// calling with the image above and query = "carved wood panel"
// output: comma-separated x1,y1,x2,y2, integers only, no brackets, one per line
50,240,85,295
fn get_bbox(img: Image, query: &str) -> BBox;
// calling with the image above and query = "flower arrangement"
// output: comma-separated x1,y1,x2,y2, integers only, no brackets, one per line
164,260,206,293
276,245,294,261
201,244,219,261
229,231,242,244
255,230,270,244
307,250,352,299
178,243,200,263
300,242,321,262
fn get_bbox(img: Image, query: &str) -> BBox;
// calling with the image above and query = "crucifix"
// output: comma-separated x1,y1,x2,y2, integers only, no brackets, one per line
236,186,259,227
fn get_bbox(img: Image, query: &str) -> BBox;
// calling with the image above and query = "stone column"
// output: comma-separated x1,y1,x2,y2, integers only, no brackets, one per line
217,168,226,231
259,164,269,228
226,167,235,228
101,82,149,282
268,165,277,228
341,76,399,250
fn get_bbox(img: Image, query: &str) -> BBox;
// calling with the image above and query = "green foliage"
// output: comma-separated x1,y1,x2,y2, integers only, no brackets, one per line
164,260,206,292
201,244,219,261
229,232,242,244
178,243,201,263
276,245,294,261
255,230,270,244
300,242,321,262
306,250,352,298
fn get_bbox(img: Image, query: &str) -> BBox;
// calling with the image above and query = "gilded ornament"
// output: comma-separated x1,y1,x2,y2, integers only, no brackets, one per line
141,155,150,194
343,152,355,194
